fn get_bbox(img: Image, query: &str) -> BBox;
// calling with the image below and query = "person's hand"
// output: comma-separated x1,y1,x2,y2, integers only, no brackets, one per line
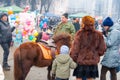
102,30,107,37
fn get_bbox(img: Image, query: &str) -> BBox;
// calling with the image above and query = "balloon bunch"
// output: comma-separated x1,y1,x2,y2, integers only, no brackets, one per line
10,12,38,47
13,30,23,47
28,30,38,42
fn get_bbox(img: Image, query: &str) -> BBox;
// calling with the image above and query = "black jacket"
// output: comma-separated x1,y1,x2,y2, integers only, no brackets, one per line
0,20,15,43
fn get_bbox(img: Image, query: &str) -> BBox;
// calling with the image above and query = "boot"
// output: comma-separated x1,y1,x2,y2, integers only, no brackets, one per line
2,62,10,71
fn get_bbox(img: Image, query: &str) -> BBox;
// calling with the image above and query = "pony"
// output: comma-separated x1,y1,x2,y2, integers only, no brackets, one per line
14,32,72,80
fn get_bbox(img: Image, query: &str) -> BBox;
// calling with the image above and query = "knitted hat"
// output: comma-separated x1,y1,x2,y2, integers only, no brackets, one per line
102,17,114,27
62,13,68,19
60,45,69,54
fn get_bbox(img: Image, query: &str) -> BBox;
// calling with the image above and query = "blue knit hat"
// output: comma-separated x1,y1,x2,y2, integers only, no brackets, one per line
102,17,114,27
60,45,69,54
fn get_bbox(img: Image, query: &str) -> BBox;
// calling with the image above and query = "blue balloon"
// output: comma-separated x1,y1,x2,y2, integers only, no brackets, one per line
10,15,16,20
16,33,22,40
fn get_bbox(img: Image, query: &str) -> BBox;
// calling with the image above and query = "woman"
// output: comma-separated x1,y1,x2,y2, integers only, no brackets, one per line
100,17,120,80
0,13,15,71
70,16,106,80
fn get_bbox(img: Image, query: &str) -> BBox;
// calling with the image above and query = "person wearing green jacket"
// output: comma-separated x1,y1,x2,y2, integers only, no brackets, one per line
52,45,77,80
53,13,75,40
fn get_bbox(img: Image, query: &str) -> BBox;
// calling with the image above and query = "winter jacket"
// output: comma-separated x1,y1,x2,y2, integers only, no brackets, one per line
101,23,120,68
0,20,15,43
70,29,106,65
53,22,75,40
73,22,80,32
52,54,77,79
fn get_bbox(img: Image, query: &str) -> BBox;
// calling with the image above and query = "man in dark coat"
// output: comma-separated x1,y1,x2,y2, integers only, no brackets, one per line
0,13,15,71
73,17,80,32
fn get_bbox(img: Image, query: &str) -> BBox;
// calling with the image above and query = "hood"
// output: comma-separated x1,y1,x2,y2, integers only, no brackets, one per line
56,54,70,64
109,23,120,31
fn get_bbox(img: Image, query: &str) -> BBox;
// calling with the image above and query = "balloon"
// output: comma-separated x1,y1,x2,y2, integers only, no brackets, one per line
10,15,16,20
15,20,20,25
26,20,31,26
22,30,27,36
14,40,22,47
16,16,19,19
16,33,22,40
23,6,30,12
33,31,38,37
29,35,34,40
32,38,37,42
8,10,13,15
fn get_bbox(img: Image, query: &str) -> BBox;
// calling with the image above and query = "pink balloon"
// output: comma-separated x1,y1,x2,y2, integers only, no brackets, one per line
26,20,31,26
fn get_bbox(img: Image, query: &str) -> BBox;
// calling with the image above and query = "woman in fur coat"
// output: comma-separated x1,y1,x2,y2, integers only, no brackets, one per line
70,16,106,80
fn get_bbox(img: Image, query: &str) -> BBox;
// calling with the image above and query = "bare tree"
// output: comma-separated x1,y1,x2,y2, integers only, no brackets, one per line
40,0,53,13
30,0,37,11
14,0,22,7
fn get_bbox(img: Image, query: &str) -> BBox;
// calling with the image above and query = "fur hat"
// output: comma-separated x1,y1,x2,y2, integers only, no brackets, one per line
102,17,113,27
82,16,95,26
60,45,69,54
62,13,68,19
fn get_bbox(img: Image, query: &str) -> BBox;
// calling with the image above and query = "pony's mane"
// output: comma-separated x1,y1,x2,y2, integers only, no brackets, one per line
52,33,72,48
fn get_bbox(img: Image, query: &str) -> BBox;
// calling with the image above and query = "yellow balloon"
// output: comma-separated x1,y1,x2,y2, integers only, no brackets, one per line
33,32,38,37
32,38,37,42
16,29,18,34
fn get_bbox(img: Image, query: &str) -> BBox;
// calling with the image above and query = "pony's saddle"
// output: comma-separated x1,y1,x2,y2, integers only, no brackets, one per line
37,42,58,59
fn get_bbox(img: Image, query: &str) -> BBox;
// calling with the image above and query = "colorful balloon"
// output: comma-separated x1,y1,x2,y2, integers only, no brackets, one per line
22,30,27,36
8,10,13,15
29,35,34,40
33,31,38,37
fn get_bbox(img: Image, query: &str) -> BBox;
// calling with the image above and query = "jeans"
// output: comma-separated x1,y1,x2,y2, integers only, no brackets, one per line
100,66,117,80
1,42,11,66
55,77,69,80
82,76,86,80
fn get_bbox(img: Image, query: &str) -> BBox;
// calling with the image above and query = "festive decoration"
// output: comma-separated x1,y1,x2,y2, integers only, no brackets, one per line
29,35,34,40
8,10,13,15
9,12,36,47
33,31,38,37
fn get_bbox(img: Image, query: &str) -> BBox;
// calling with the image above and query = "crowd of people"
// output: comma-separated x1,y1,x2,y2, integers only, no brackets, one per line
51,13,120,80
0,12,120,80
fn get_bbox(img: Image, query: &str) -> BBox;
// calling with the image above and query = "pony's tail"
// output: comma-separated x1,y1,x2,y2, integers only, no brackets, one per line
14,48,23,80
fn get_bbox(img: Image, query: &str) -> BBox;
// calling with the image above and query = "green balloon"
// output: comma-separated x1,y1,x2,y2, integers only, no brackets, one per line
29,35,34,40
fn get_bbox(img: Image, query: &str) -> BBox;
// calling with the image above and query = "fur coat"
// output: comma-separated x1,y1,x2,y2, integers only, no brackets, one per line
70,28,106,65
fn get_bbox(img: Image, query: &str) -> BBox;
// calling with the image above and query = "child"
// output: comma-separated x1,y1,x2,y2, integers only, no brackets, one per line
52,45,77,80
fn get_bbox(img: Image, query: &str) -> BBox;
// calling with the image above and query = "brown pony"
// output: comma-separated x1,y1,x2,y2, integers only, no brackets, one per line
14,33,72,80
